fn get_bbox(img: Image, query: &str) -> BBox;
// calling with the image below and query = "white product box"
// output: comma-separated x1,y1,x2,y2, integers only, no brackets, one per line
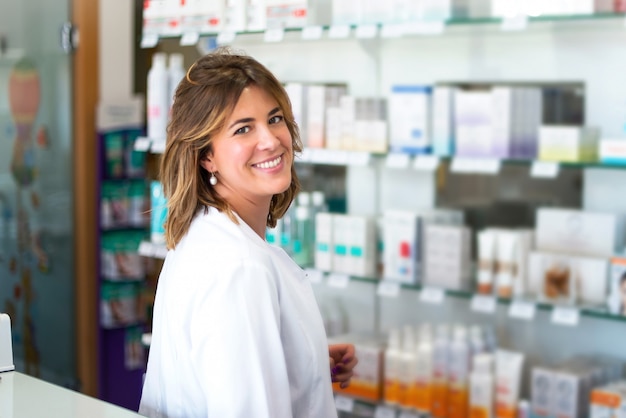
607,257,626,316
0,313,15,372
354,98,387,153
382,210,421,284
246,0,267,31
454,90,494,157
143,0,181,37
305,84,347,148
423,224,472,290
325,106,343,150
538,125,600,163
600,139,626,166
527,251,609,306
488,228,534,298
315,212,333,271
266,0,332,28
432,86,456,156
347,215,378,278
180,0,223,34
388,85,432,154
531,366,557,417
332,214,351,274
535,208,624,258
223,0,247,32
284,83,308,145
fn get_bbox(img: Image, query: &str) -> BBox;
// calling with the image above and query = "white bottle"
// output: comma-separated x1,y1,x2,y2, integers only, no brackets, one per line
384,328,402,406
167,53,186,121
469,353,495,418
431,323,450,418
448,324,470,418
414,323,434,413
292,192,313,266
399,325,417,409
147,52,169,142
469,325,486,358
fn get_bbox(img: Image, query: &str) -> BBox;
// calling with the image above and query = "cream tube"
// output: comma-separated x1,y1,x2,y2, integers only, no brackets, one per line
495,349,524,418
496,232,518,299
477,230,496,294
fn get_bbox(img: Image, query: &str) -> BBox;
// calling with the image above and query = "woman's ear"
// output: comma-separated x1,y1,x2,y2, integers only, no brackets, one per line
200,155,214,173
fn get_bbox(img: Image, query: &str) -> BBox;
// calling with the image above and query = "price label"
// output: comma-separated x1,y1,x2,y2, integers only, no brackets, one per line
551,307,580,326
138,241,154,257
334,395,354,412
134,137,151,152
301,25,323,40
304,268,324,284
531,161,560,178
405,20,445,35
154,244,169,259
264,28,284,43
327,150,349,165
327,273,350,289
377,281,401,298
385,153,411,169
420,286,445,304
501,15,528,32
356,24,378,39
475,158,501,174
217,31,237,44
347,151,371,167
509,300,536,320
140,33,159,48
381,23,404,39
180,31,200,46
328,25,351,39
413,155,440,171
151,140,167,154
374,405,397,418
298,147,313,163
471,295,497,314
451,157,476,173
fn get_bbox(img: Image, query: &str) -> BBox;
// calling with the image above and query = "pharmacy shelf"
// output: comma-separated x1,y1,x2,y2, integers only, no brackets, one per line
134,138,626,174
307,268,626,325
138,244,626,324
144,12,626,45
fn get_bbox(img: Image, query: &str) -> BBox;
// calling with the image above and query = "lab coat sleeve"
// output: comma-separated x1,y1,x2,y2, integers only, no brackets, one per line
188,258,293,418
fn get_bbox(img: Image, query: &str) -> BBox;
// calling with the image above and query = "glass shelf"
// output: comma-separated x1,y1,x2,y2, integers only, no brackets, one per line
148,12,626,42
330,273,626,324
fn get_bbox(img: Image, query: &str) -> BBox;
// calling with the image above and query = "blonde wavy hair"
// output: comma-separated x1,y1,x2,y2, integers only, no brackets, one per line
160,47,302,249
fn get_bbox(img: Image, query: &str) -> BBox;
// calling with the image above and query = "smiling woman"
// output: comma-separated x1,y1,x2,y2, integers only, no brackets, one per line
139,47,358,418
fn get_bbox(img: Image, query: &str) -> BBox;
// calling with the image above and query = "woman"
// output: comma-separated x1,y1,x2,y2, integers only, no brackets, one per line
139,47,357,418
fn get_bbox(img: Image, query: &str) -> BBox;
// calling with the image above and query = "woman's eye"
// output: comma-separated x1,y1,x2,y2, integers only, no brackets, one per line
269,115,283,124
234,126,250,135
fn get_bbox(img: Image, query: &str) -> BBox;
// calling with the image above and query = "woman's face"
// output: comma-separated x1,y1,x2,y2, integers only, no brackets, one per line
202,84,293,208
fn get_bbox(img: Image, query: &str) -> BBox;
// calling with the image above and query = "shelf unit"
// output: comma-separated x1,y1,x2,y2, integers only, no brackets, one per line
135,8,626,414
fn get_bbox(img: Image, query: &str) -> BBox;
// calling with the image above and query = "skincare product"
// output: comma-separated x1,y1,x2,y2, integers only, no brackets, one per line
448,324,470,418
389,85,432,154
470,353,495,418
384,328,402,406
477,230,496,294
150,181,167,245
147,52,169,142
432,323,450,418
495,350,524,418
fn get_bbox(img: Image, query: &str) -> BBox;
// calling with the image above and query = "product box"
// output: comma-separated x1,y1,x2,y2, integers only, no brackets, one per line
388,85,432,154
432,86,456,156
531,366,557,417
599,139,626,166
246,0,267,31
142,0,181,37
179,0,223,34
590,382,626,418
354,98,388,153
535,208,624,258
305,84,347,148
607,257,626,316
423,224,472,291
454,90,494,157
538,125,600,163
223,0,247,32
527,251,609,306
347,215,378,278
266,0,332,29
332,214,351,274
284,82,308,146
382,210,421,284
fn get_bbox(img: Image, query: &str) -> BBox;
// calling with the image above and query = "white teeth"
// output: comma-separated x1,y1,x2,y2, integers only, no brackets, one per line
256,156,282,169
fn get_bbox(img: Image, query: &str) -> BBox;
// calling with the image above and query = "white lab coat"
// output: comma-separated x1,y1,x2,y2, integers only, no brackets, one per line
139,207,337,418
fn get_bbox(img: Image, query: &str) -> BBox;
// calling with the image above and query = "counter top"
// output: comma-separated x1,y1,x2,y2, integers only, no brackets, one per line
0,371,144,417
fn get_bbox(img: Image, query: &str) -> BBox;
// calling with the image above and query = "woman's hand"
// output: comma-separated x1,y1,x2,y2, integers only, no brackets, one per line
328,344,358,389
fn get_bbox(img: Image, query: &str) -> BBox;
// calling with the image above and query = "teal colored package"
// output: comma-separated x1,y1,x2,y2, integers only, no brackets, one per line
150,181,167,245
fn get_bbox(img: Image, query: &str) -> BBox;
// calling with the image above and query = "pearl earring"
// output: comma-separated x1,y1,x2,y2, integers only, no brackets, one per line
209,172,218,186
